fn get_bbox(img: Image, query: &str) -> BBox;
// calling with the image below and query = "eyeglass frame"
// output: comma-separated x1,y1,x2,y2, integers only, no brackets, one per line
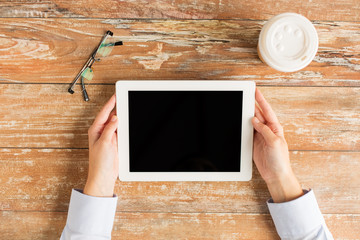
68,30,123,101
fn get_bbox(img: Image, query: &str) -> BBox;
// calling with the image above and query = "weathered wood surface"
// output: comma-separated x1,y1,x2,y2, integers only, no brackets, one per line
0,0,359,21
1,0,359,238
0,211,359,240
1,148,359,214
0,19,359,86
0,85,359,150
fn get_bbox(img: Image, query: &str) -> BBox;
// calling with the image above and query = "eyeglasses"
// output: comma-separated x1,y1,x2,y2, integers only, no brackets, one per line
68,30,123,101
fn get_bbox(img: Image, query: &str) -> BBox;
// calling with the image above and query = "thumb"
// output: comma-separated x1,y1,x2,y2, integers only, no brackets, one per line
252,117,277,144
100,115,118,142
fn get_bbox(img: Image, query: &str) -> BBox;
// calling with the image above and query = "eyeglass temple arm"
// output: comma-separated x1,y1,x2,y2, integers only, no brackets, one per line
68,55,95,94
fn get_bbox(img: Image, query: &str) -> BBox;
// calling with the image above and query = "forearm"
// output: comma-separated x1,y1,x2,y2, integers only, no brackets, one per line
266,171,303,203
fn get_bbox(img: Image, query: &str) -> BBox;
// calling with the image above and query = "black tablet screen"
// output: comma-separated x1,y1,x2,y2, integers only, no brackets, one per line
128,91,242,172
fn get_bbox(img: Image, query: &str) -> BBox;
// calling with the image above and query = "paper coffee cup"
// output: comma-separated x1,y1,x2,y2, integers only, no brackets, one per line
258,13,318,72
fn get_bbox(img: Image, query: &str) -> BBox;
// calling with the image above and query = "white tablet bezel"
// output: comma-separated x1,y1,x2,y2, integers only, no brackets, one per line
116,80,255,181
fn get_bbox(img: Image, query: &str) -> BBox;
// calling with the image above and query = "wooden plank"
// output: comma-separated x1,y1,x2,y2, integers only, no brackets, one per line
0,149,88,211
0,211,359,240
114,213,360,240
0,0,359,21
267,87,360,151
0,19,359,86
0,148,359,213
0,85,359,150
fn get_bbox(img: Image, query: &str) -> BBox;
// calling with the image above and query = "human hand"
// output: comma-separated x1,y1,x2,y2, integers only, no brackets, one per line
84,94,119,197
252,88,303,203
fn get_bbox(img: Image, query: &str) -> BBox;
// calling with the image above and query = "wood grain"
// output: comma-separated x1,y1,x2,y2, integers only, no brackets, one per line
0,0,359,21
0,211,359,240
1,148,359,214
0,19,359,86
0,1,359,238
0,85,359,150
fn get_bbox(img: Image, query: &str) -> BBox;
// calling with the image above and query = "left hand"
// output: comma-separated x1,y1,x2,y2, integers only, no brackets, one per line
84,94,119,197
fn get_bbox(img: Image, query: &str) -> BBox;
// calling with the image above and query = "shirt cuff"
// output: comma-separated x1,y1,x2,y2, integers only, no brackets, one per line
66,189,118,237
267,189,325,239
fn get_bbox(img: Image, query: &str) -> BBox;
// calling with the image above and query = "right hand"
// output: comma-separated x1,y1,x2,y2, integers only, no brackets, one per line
251,88,303,203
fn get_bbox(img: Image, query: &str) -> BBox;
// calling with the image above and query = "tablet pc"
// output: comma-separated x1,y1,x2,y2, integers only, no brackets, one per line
116,81,255,181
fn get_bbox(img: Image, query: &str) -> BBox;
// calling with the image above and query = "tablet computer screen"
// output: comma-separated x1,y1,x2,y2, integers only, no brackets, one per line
128,91,243,172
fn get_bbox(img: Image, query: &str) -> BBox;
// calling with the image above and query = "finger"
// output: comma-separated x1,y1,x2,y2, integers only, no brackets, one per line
95,109,117,137
255,104,266,123
252,117,277,144
93,94,116,127
255,88,280,125
88,99,117,147
111,131,118,146
105,109,117,125
88,95,116,147
100,115,118,142
255,89,284,138
268,122,284,137
88,128,96,147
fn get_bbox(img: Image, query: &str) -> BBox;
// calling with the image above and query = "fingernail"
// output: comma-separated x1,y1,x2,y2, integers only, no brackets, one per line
112,115,117,122
254,117,259,123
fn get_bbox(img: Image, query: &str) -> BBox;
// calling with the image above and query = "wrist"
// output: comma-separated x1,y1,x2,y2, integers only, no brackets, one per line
84,179,115,197
266,172,303,203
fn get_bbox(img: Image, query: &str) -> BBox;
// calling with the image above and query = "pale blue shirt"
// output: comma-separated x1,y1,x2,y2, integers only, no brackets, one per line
60,189,333,240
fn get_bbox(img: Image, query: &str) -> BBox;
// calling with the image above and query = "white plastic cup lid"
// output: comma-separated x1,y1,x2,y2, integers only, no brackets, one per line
258,13,319,72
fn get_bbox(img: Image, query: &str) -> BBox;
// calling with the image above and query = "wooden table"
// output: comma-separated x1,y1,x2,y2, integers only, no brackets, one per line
0,1,359,239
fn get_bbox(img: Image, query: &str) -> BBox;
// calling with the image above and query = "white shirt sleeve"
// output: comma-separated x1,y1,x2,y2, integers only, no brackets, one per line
60,189,118,240
267,189,333,240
